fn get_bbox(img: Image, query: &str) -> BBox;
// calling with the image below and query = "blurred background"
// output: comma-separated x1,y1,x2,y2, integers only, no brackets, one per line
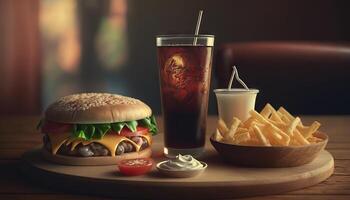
1,0,350,116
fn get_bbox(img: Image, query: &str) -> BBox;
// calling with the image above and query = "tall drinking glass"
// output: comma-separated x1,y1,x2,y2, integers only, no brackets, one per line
156,35,214,157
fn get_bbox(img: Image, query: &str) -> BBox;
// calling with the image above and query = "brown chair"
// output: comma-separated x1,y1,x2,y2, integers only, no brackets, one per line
215,42,350,114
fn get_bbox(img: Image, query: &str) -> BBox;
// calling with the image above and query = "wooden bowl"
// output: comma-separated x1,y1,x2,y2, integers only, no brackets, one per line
210,132,328,167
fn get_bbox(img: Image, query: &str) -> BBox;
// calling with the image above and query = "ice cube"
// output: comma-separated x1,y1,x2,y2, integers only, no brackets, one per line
163,53,188,89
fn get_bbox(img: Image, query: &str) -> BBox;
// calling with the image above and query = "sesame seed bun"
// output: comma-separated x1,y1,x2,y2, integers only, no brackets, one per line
45,93,152,124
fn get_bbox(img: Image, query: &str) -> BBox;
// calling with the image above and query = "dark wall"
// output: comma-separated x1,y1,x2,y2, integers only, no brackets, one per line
125,0,350,114
1,0,349,114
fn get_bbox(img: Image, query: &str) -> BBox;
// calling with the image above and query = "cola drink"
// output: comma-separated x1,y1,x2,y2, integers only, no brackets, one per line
156,35,214,157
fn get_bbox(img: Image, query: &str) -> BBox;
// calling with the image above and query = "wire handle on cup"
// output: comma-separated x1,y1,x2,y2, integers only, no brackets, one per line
227,66,249,91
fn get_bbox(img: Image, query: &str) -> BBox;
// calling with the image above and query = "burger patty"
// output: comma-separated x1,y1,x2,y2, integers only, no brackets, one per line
43,134,149,157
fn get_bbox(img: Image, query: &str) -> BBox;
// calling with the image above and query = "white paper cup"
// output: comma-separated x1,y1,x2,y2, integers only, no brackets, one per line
214,89,259,126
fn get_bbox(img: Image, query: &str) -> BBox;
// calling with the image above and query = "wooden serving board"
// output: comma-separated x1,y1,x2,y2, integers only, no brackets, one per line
20,138,334,199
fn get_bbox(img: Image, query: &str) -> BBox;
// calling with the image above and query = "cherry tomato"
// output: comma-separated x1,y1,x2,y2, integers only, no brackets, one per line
41,121,72,134
118,158,153,176
119,126,149,137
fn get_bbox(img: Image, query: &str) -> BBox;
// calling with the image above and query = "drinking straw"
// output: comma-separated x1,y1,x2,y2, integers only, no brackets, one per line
193,10,203,45
227,66,236,90
234,66,249,90
227,66,250,91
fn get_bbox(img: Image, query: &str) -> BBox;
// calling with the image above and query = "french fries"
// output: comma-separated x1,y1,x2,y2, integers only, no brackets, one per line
214,103,322,147
252,125,271,146
217,119,229,137
213,129,224,142
226,117,241,139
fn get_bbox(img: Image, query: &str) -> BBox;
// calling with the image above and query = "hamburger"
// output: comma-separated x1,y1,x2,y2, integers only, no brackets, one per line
37,93,157,165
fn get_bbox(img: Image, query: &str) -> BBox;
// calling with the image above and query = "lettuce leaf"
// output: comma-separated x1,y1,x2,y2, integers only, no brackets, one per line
110,122,124,133
139,116,158,135
70,115,158,140
72,124,110,140
126,121,138,132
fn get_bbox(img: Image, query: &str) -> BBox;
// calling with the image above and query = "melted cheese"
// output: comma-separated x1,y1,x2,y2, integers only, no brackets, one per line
65,134,140,156
47,132,70,154
140,134,152,145
47,132,151,156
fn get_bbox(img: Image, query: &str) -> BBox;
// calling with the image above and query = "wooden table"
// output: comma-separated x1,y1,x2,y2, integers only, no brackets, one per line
0,115,349,200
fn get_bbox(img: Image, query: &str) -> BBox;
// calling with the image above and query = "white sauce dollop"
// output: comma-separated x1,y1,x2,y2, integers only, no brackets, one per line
159,154,204,171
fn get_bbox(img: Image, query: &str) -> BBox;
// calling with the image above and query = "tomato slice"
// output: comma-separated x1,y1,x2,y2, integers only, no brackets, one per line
41,121,73,134
118,158,153,176
119,126,149,137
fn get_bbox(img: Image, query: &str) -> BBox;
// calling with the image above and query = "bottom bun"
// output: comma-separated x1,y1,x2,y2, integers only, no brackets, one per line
42,147,152,166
